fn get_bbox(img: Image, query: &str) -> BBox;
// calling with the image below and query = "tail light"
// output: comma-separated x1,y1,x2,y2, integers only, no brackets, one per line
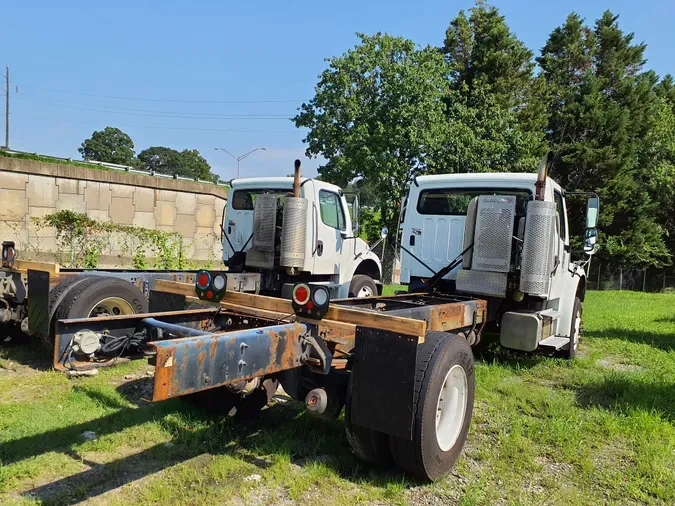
195,270,227,302
1,241,16,269
291,283,330,319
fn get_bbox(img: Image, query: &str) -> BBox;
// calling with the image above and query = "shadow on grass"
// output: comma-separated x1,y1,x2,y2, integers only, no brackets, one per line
574,374,675,421
3,382,412,504
584,328,674,352
0,336,52,372
472,334,548,370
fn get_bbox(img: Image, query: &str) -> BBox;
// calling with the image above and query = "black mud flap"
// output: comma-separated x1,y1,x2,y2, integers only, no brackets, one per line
350,328,419,440
27,269,50,338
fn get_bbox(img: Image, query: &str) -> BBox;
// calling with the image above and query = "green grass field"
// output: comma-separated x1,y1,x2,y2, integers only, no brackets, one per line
1,290,674,505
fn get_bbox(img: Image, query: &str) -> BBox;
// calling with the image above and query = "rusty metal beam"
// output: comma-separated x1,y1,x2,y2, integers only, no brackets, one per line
150,322,310,402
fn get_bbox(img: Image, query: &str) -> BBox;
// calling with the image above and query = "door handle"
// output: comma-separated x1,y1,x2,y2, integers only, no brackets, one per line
409,235,415,246
317,241,324,256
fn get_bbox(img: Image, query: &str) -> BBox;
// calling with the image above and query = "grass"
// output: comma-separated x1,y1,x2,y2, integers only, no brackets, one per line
1,290,674,505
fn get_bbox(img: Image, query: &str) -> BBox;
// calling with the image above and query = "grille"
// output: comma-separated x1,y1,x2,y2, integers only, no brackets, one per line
252,194,278,252
472,195,516,273
520,200,556,296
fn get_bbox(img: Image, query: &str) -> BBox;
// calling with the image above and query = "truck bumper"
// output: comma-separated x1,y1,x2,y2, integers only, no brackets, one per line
150,322,310,401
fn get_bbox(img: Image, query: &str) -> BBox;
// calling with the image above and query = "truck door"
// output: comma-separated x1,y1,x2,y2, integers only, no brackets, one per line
313,188,349,276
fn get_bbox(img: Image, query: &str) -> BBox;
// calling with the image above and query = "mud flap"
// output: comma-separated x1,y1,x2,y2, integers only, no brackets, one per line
350,328,419,440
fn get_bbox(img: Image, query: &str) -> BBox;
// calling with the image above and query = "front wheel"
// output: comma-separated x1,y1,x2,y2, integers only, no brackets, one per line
349,275,377,298
389,331,475,481
562,297,582,360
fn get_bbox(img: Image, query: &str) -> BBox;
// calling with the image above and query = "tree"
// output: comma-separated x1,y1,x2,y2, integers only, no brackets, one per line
538,11,671,267
178,149,214,181
440,3,548,174
294,33,450,241
137,146,217,182
78,127,137,166
137,146,182,174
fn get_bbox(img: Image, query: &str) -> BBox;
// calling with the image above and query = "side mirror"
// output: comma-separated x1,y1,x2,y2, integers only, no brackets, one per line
586,196,599,229
583,228,598,255
381,227,388,239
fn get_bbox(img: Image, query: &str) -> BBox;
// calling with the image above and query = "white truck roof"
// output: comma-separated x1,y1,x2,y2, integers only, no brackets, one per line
231,177,342,192
414,173,558,190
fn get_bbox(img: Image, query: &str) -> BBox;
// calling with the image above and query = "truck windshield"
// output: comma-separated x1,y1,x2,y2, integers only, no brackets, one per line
416,188,532,216
231,188,291,210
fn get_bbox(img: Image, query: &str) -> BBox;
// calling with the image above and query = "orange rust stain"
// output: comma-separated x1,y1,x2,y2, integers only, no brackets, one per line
197,350,206,368
209,339,218,359
152,348,174,402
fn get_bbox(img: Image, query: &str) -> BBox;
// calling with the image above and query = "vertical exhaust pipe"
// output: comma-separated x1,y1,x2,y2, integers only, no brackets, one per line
293,159,302,198
535,152,553,201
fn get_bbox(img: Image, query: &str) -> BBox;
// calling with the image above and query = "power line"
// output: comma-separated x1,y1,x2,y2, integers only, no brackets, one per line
15,96,293,120
18,84,304,104
21,114,303,134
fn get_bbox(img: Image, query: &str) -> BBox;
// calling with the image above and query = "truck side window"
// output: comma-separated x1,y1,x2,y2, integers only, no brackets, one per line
554,191,567,242
319,190,346,231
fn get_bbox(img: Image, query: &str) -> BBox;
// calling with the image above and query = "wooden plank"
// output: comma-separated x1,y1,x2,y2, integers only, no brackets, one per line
155,279,427,337
184,295,357,348
6,260,60,275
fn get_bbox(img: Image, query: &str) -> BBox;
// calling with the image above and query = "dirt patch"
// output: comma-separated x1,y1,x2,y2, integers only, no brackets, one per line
597,357,644,373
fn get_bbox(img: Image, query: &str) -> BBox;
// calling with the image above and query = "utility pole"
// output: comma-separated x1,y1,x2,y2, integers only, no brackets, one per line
4,65,8,149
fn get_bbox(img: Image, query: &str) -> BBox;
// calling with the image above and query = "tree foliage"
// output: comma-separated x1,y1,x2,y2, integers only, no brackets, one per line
539,11,671,267
78,127,137,166
297,4,675,268
137,146,216,182
294,33,450,237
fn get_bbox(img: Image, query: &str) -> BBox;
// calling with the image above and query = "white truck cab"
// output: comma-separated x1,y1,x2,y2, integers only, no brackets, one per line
222,167,382,299
400,162,599,357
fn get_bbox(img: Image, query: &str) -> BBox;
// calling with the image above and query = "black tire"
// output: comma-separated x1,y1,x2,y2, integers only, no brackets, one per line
49,277,148,352
389,331,475,482
562,297,582,359
349,275,377,298
344,374,392,466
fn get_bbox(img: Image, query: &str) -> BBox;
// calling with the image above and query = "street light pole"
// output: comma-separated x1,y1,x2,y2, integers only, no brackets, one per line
214,147,267,179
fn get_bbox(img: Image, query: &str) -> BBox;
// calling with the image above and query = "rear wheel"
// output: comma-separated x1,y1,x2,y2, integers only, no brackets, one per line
344,375,392,465
389,331,474,481
349,275,377,298
48,277,148,352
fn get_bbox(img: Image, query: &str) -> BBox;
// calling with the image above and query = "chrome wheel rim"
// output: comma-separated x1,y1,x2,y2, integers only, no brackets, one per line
435,364,468,452
573,310,581,350
357,285,374,298
88,297,135,317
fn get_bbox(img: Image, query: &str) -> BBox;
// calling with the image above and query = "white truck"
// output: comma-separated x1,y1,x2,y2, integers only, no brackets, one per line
399,157,599,357
220,160,384,299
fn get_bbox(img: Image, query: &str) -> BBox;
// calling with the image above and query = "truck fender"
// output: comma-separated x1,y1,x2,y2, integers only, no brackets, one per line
556,273,586,338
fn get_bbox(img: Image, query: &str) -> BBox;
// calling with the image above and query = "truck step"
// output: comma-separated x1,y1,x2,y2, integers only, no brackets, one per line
539,309,562,320
538,336,569,350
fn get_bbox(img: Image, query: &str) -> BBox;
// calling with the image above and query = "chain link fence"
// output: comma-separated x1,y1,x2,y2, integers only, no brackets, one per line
583,261,675,292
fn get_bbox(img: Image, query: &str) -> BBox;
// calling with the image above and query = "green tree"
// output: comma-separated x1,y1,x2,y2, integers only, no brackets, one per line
440,3,548,173
538,11,670,267
294,33,450,240
178,149,214,181
137,146,182,174
137,146,217,182
78,127,137,165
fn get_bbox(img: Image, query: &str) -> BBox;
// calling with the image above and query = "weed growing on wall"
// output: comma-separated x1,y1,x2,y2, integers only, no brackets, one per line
31,210,188,269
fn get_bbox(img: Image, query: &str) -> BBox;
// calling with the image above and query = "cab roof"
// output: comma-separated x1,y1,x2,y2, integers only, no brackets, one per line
414,173,559,190
230,177,341,192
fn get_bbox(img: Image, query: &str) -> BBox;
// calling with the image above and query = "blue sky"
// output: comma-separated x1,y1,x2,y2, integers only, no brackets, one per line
2,1,672,180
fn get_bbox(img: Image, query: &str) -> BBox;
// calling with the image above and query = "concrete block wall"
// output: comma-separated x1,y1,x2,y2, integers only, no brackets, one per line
0,156,228,266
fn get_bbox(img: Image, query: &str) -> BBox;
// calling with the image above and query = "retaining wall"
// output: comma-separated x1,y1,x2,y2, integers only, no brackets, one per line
0,156,228,266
